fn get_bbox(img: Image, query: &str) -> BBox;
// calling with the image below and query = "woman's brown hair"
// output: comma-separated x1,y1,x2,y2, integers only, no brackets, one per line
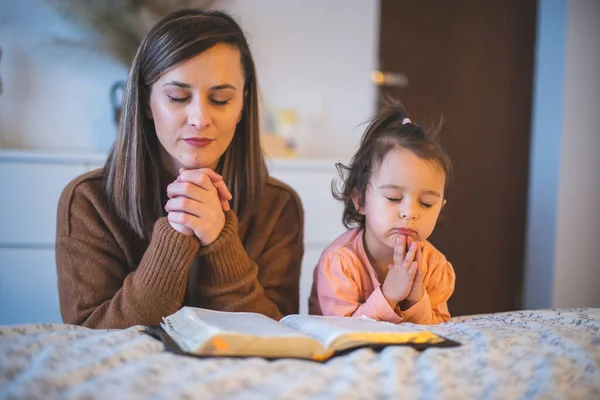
105,9,266,238
334,98,452,229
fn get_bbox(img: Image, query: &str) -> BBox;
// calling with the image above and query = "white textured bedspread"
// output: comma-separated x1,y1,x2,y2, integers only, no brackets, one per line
1,308,599,399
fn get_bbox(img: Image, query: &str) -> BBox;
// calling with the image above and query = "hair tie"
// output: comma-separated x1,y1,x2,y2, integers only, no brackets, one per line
402,118,411,125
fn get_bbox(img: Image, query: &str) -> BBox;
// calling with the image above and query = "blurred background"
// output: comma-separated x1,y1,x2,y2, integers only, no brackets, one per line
0,0,598,324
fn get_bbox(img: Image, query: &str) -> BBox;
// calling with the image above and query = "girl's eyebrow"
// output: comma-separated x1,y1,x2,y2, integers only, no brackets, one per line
422,190,442,198
379,184,403,190
163,81,237,91
379,184,441,198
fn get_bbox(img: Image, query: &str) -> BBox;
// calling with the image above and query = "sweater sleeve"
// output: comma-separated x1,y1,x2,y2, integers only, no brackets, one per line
56,184,199,329
190,194,304,320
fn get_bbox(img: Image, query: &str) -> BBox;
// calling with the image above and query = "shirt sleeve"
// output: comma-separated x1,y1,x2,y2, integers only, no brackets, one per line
312,250,403,324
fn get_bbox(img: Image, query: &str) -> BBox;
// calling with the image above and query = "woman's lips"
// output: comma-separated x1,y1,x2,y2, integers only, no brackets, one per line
183,138,214,148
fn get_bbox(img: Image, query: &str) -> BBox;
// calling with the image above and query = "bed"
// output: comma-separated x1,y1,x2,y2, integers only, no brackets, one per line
1,308,599,399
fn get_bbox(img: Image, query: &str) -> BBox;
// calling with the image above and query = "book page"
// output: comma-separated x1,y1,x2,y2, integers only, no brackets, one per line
280,314,444,353
163,307,326,359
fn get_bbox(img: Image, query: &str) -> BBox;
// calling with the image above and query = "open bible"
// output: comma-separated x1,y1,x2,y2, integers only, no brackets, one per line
157,307,459,361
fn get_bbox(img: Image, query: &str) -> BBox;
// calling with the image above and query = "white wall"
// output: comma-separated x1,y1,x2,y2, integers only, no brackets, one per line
522,0,567,309
0,0,379,160
523,0,600,309
0,0,128,152
221,0,379,159
552,0,600,308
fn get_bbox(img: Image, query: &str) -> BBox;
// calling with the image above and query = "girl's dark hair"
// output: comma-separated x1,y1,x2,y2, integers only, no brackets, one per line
104,9,266,238
333,98,452,229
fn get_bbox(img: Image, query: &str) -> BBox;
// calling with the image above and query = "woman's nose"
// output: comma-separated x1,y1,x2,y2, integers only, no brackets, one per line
188,100,212,129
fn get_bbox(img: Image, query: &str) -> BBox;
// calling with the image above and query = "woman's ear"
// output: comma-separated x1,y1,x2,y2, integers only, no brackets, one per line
351,188,365,215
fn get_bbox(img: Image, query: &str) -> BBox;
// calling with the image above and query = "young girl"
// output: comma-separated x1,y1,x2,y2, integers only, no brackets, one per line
309,100,455,324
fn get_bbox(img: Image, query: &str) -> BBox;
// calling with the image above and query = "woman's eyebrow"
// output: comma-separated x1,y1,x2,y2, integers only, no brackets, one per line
163,81,191,88
163,81,237,91
210,84,237,91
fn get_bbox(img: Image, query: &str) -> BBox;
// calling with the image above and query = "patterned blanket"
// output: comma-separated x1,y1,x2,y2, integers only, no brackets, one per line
1,308,599,399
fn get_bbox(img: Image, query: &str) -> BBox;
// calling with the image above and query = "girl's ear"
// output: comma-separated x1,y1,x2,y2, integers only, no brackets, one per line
442,199,447,208
351,188,365,215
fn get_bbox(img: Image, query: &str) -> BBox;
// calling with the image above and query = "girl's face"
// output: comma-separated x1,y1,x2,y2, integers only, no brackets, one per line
355,147,446,260
149,43,245,175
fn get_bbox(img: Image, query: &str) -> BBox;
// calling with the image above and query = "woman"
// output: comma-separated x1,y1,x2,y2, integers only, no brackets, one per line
56,9,304,329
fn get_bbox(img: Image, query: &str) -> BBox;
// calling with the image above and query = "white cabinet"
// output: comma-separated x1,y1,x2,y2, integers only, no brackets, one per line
0,248,62,324
0,161,89,245
266,158,346,313
0,150,345,323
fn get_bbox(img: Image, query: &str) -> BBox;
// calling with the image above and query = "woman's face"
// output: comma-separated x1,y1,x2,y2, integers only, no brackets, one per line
149,43,245,175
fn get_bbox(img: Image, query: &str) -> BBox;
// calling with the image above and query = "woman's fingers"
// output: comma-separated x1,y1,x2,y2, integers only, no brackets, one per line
168,219,194,236
165,196,208,219
167,181,204,201
167,210,201,229
167,181,230,212
176,169,231,211
179,168,232,199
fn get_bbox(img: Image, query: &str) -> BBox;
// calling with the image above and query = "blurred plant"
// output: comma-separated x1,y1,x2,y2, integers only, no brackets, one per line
45,0,217,67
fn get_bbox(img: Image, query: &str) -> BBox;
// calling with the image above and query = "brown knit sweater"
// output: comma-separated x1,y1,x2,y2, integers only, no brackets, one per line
56,168,304,329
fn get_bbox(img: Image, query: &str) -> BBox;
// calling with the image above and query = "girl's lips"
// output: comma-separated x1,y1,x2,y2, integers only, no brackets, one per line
183,138,214,148
393,228,417,237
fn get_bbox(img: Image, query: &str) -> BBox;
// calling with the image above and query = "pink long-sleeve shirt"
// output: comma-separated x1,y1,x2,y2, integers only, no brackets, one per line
309,228,455,324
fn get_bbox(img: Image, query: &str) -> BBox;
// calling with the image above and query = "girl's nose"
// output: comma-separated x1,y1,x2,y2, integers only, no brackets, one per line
400,206,418,220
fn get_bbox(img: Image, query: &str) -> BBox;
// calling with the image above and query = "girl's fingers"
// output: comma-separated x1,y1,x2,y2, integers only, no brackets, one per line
403,242,418,267
393,235,407,266
408,261,418,276
416,242,423,265
414,261,424,282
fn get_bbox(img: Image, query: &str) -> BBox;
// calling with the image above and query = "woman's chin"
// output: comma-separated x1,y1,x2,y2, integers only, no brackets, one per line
180,156,218,171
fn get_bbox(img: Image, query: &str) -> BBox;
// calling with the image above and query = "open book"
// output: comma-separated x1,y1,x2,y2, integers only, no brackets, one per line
158,307,459,361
